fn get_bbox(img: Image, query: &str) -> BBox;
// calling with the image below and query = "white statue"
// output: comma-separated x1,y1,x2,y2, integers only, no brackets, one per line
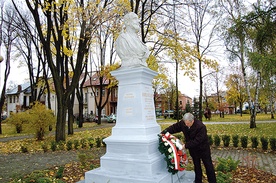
115,12,149,67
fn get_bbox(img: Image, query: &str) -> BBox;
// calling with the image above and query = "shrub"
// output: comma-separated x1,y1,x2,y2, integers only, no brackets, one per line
232,135,239,147
28,102,56,140
208,134,213,146
222,135,230,147
80,139,88,149
14,170,56,183
4,112,29,133
216,156,239,173
58,141,66,151
74,140,80,150
88,138,94,149
214,135,221,147
241,136,248,148
269,137,276,151
216,156,239,183
251,136,258,149
51,141,57,151
21,145,28,153
66,140,73,151
96,137,102,148
78,152,95,167
55,166,64,178
261,137,268,150
216,171,232,183
41,143,48,153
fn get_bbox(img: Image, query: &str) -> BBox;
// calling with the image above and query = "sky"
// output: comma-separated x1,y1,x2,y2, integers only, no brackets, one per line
2,57,200,98
1,44,225,98
1,0,257,94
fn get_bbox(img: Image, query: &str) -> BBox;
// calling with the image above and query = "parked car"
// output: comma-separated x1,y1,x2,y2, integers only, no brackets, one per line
108,114,116,123
163,110,174,118
94,114,111,123
74,113,95,122
156,111,162,117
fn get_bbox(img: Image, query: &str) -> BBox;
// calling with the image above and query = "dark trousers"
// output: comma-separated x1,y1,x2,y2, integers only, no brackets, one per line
192,155,216,183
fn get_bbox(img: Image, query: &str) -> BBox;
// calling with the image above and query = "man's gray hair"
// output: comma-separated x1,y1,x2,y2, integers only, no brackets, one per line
183,113,194,121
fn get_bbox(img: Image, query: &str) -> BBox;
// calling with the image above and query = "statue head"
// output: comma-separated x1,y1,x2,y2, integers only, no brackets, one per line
123,12,140,33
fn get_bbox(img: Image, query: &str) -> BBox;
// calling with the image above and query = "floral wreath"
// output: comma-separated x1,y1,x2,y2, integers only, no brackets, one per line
158,132,188,174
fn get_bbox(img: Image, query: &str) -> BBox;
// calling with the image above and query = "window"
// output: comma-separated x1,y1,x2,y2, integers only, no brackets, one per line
179,101,182,105
102,89,105,96
96,88,99,96
84,93,88,103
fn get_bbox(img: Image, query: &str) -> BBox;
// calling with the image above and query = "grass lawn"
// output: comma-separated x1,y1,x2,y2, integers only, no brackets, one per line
158,113,274,123
159,123,276,138
0,113,275,153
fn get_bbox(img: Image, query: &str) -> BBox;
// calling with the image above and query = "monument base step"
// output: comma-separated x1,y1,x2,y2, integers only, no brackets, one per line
78,169,195,183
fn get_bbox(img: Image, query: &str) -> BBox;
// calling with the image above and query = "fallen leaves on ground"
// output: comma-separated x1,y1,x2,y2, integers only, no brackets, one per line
57,161,276,183
59,160,100,183
232,166,276,183
58,159,276,183
8,147,276,183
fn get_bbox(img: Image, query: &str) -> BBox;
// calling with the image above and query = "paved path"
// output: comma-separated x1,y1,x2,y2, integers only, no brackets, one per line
211,148,276,175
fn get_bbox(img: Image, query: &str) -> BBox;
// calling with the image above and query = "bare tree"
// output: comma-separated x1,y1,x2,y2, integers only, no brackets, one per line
11,0,109,141
12,11,50,106
0,4,17,134
219,0,257,128
183,0,221,121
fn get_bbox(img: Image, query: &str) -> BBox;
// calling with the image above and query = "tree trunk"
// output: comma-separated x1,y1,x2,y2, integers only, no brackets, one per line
239,103,243,117
250,72,261,128
199,58,203,121
67,96,74,135
78,102,84,128
97,106,103,125
55,98,67,142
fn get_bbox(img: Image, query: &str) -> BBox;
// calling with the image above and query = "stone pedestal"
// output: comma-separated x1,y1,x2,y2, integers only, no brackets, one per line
84,67,194,183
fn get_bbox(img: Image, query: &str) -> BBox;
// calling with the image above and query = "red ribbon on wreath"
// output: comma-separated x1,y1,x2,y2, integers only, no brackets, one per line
161,132,188,171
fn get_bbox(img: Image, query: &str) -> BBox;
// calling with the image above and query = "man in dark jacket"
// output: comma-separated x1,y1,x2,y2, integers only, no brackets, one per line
162,112,216,183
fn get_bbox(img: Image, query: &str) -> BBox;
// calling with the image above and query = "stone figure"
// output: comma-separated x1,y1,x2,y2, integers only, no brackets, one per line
115,12,149,67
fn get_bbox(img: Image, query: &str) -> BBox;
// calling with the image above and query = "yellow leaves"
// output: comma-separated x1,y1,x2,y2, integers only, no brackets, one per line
68,71,74,78
48,170,55,176
63,176,69,181
42,1,52,12
113,0,132,16
147,55,158,71
62,45,73,57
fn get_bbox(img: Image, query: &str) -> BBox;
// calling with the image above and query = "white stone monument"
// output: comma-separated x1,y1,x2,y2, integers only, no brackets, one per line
83,12,194,183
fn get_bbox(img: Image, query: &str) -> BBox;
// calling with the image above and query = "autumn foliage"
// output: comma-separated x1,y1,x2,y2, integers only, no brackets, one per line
4,102,56,140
